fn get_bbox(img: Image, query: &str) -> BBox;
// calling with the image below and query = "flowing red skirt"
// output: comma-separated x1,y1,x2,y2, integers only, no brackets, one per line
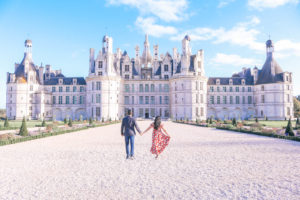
150,128,170,155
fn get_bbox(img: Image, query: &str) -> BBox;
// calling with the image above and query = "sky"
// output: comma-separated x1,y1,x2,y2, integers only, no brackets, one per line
0,0,299,108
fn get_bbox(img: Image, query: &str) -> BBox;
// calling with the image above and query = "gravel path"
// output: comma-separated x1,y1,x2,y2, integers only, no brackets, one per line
0,121,299,200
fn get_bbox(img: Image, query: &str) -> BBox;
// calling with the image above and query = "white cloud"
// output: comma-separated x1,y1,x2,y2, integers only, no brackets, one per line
171,17,265,52
212,53,259,66
248,0,299,10
218,0,235,8
107,0,189,22
275,39,300,57
135,17,178,37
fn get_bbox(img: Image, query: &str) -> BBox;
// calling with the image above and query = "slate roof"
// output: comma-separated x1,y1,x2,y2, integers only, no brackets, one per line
256,55,284,84
44,77,86,85
154,62,161,76
208,77,254,85
132,61,139,76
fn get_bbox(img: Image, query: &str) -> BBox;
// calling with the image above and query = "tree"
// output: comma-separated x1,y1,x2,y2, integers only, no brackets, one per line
232,118,237,126
89,117,93,125
255,117,258,123
285,118,295,136
68,118,73,127
209,117,212,124
19,117,28,136
296,117,300,129
64,118,67,124
294,97,300,118
4,117,9,128
41,119,46,127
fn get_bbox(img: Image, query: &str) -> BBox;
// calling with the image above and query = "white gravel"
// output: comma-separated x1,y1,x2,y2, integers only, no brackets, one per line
0,121,299,200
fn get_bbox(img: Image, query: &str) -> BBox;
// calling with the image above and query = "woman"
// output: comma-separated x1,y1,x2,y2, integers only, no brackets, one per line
141,116,171,159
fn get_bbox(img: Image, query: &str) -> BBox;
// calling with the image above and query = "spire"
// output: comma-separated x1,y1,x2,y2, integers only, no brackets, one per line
141,34,152,67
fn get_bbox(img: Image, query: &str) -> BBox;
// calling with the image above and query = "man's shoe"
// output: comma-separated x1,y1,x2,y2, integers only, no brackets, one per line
130,156,135,160
126,155,130,159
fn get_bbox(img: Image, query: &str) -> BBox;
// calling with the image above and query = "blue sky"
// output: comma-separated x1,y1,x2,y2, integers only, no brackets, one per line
0,0,299,108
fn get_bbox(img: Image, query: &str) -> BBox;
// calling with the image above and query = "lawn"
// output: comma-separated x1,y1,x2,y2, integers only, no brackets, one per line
244,120,296,128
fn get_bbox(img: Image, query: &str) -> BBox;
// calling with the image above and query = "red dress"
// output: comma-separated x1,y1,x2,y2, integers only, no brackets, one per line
150,124,170,155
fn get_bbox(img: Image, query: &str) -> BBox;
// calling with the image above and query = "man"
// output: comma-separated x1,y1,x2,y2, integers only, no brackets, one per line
121,109,141,159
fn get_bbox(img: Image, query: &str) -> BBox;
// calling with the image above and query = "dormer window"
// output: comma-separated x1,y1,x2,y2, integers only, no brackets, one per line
73,78,77,85
59,78,63,85
216,79,220,85
242,79,245,85
164,65,169,72
229,79,233,85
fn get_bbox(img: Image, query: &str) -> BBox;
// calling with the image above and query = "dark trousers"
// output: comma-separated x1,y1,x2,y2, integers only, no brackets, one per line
125,135,135,156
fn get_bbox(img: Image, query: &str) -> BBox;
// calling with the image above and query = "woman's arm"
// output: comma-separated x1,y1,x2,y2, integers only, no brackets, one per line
141,123,153,135
161,125,170,137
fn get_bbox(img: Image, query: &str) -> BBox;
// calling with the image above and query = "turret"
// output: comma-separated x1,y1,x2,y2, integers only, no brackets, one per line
89,48,95,74
39,65,44,84
153,45,159,61
181,35,191,74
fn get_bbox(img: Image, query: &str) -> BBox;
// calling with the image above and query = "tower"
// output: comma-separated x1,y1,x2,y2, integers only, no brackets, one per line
141,34,152,68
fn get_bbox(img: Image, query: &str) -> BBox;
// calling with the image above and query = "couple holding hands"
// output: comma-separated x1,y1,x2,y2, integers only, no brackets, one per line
121,110,171,159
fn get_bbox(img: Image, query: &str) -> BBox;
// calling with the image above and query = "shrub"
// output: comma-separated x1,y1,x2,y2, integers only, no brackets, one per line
232,118,237,126
296,117,300,129
196,118,199,124
46,124,53,132
255,117,258,123
4,117,9,128
102,118,104,123
41,119,46,127
285,118,295,136
64,118,67,124
68,118,73,127
19,117,28,136
209,117,212,124
89,117,93,125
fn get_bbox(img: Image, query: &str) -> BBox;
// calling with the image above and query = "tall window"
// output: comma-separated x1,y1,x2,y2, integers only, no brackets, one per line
96,107,101,116
52,87,56,92
223,87,226,92
164,75,169,80
53,96,56,104
125,96,129,105
248,87,251,92
145,96,149,104
59,87,63,92
151,96,155,104
124,84,130,93
66,96,70,104
210,96,214,104
79,96,84,104
159,96,162,104
66,87,70,92
96,94,101,103
236,96,240,104
217,96,220,104
139,96,144,104
159,84,162,92
210,86,214,92
80,86,84,92
223,96,227,104
201,107,204,116
96,82,101,90
59,96,62,104
125,65,129,71
145,84,149,92
261,95,265,103
201,94,204,103
200,82,203,90
132,84,135,92
248,96,252,104
164,65,168,71
164,96,169,104
98,61,103,68
235,87,239,92
242,96,245,104
73,86,77,92
230,96,233,104
73,96,76,104
230,87,233,92
217,87,220,92
125,75,130,80
164,84,169,92
131,96,134,104
139,84,143,92
196,94,199,103
151,84,155,92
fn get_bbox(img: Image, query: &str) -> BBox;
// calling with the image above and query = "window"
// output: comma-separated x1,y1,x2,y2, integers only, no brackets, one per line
201,107,204,116
66,87,70,92
200,82,203,90
139,108,143,117
164,65,168,71
145,84,149,92
235,87,239,92
242,87,245,92
132,84,135,92
125,84,130,93
159,84,162,92
223,96,227,104
196,107,199,117
287,107,290,115
164,96,169,104
98,61,103,68
96,94,101,103
242,96,245,104
230,96,233,104
96,82,101,90
217,96,220,104
96,107,101,116
198,61,201,68
66,96,70,104
125,75,130,80
145,96,149,104
92,82,94,91
261,85,264,91
73,86,77,92
223,87,226,92
125,65,129,71
160,96,162,104
151,108,155,117
52,96,56,104
248,96,252,104
210,96,214,104
73,96,76,104
261,95,265,103
210,86,214,92
248,87,251,92
236,96,240,104
196,95,199,103
230,87,233,92
79,96,84,104
59,96,62,104
139,96,144,104
80,86,84,92
125,96,129,105
98,72,102,76
200,94,204,103
217,87,220,92
151,84,155,92
59,87,63,92
164,75,169,80
151,96,155,104
164,84,169,92
131,96,134,104
287,94,290,103
164,109,169,117
52,87,56,92
139,84,143,92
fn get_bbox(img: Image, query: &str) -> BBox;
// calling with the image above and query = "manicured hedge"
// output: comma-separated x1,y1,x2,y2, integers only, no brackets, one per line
0,121,120,147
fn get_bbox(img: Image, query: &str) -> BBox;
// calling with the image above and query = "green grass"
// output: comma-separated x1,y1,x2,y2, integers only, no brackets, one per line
0,120,65,130
243,120,296,128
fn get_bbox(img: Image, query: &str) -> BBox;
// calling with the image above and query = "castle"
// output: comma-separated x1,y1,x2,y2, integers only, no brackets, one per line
6,35,294,121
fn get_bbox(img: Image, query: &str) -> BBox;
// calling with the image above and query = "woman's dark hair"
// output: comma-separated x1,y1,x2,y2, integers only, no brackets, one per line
154,116,161,130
